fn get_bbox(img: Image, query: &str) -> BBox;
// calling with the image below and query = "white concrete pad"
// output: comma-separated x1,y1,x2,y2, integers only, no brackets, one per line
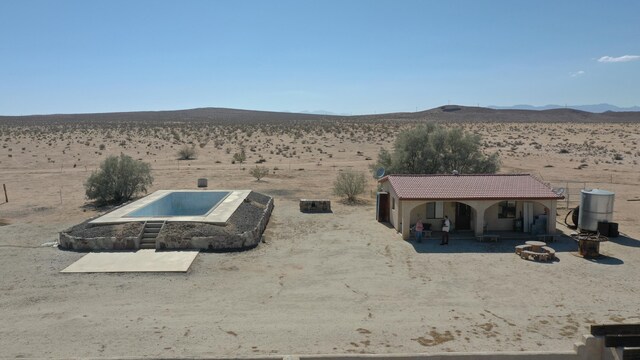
60,250,200,273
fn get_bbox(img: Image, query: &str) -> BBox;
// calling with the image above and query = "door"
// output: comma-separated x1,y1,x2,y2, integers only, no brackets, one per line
455,203,471,230
377,192,390,223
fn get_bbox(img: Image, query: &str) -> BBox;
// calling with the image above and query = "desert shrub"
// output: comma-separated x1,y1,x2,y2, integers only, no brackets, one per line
232,149,246,164
613,153,624,161
98,144,106,150
372,124,500,175
84,154,153,205
177,145,197,160
333,170,366,202
249,166,269,181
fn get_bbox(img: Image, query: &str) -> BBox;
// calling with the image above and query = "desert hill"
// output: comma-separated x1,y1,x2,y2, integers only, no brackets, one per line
1,105,639,125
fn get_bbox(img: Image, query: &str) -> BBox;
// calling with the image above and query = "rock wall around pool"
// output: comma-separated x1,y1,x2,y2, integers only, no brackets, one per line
58,191,274,252
156,194,274,251
59,220,144,251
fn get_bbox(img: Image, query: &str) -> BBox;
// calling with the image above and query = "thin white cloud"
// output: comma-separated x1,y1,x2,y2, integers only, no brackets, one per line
570,70,585,77
597,55,640,63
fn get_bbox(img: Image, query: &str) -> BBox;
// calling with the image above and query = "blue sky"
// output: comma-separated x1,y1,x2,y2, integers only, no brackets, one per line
1,0,639,115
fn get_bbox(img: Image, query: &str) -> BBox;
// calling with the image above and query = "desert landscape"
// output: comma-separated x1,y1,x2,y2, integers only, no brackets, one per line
1,106,639,358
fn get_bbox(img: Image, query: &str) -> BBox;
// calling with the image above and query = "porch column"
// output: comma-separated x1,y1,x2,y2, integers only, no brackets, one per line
401,205,411,240
474,205,486,237
548,200,557,233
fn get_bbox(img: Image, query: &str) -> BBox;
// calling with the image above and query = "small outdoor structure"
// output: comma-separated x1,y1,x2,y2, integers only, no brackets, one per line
515,241,556,262
59,190,274,251
299,199,331,213
377,174,564,240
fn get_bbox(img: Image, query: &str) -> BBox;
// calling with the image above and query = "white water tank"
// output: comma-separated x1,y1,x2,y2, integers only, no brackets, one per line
578,189,614,231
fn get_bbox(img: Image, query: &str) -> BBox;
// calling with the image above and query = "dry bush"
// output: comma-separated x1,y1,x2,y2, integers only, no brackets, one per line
177,145,197,160
333,170,366,202
249,166,269,181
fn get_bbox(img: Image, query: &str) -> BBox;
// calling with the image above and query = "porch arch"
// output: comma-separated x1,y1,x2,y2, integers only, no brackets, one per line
401,200,483,239
482,199,557,234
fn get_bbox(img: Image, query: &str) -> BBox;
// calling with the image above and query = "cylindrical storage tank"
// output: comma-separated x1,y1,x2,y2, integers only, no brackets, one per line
578,189,614,231
197,178,208,188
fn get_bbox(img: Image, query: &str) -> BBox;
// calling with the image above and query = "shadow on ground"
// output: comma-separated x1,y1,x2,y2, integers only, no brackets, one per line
408,233,579,254
407,232,625,265
608,233,640,248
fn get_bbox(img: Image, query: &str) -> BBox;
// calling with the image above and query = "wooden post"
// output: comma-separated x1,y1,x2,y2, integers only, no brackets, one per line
3,184,7,203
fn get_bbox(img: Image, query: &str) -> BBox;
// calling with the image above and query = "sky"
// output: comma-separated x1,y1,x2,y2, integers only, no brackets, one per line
1,0,639,115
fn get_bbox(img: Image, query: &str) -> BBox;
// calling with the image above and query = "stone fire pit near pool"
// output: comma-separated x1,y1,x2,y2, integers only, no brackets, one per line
59,190,274,251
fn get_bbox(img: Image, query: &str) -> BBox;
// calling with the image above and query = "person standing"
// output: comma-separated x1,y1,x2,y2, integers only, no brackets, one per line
441,215,450,245
415,219,424,243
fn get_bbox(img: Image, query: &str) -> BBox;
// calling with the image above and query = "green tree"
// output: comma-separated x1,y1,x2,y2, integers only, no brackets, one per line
333,170,366,202
85,154,153,205
372,124,499,175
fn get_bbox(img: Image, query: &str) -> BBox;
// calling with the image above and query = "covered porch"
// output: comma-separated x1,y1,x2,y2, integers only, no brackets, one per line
400,199,558,240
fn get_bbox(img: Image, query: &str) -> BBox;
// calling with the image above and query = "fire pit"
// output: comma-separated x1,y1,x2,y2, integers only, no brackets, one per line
515,241,556,262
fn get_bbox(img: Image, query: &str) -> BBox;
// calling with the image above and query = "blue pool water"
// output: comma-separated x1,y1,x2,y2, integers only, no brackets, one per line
126,191,230,217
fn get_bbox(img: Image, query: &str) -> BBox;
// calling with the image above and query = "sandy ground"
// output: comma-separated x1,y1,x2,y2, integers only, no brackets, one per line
1,122,639,358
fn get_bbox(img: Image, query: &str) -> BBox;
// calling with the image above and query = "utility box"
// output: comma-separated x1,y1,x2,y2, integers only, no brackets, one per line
300,199,331,213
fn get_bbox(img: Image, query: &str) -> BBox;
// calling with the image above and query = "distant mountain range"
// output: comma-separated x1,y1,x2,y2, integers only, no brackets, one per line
298,110,352,116
1,105,639,125
489,103,640,113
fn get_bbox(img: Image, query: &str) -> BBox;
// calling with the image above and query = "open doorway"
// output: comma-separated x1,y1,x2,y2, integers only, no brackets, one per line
455,203,471,230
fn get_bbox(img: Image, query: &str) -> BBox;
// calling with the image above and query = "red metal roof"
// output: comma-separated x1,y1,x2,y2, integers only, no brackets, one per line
379,174,563,200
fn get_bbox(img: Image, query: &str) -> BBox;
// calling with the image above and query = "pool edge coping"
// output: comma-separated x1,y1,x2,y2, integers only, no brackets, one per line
88,190,251,225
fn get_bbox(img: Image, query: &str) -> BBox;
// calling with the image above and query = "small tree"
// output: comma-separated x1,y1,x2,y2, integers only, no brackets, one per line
333,170,366,202
177,145,197,160
232,148,246,164
85,154,153,205
249,166,269,181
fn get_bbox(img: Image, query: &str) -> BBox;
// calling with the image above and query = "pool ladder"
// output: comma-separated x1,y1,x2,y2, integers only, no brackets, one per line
140,220,165,249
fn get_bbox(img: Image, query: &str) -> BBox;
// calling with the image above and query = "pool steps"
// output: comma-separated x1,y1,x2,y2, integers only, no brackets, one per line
140,220,165,249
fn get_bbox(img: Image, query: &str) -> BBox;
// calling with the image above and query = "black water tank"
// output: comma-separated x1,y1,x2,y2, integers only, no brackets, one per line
597,221,610,236
608,222,619,237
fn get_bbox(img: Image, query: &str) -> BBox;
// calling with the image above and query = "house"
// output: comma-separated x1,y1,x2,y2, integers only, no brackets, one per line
376,174,564,239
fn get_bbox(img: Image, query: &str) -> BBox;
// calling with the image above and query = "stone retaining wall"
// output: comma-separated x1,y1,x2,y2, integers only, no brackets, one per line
157,196,274,251
58,232,140,251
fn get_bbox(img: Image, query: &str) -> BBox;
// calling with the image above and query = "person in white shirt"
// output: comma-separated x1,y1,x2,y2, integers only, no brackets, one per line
440,215,450,245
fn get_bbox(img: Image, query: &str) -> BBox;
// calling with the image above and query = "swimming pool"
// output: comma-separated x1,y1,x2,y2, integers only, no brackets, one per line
126,191,230,217
89,190,251,225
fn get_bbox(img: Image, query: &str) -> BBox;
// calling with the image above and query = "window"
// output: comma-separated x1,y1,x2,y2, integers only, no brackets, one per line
426,201,444,219
392,197,395,210
498,201,516,218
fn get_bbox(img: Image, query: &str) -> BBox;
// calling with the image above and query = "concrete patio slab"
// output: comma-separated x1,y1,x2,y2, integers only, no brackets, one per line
60,249,200,273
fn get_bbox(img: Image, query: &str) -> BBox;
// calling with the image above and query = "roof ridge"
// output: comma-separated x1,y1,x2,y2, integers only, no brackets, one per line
386,173,530,177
